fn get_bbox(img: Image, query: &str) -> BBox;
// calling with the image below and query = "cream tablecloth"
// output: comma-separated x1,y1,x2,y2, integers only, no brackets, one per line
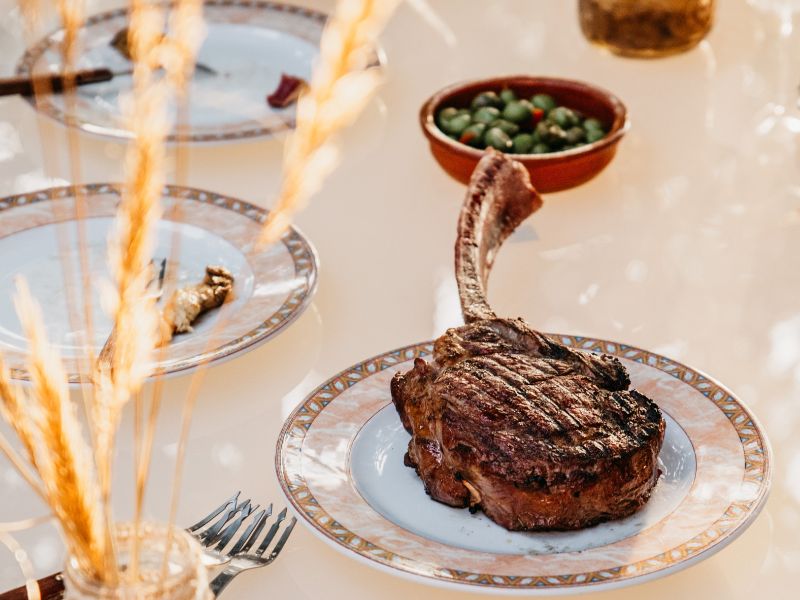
0,0,796,597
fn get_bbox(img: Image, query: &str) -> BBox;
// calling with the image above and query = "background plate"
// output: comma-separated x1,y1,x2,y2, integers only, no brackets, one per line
276,338,771,595
15,0,378,143
0,183,317,382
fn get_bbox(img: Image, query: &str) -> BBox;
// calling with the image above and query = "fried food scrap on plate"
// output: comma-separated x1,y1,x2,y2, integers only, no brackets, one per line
161,265,234,341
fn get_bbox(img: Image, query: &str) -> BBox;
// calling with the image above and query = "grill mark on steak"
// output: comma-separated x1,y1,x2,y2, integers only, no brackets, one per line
481,360,577,433
455,360,565,433
391,149,665,531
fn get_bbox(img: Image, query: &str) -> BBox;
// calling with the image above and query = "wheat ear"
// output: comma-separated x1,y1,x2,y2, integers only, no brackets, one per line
256,0,398,248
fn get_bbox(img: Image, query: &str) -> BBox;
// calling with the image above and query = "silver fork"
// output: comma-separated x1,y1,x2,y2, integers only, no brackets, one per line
208,507,297,597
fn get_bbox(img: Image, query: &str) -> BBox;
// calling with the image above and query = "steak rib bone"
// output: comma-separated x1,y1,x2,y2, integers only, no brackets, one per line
456,149,543,323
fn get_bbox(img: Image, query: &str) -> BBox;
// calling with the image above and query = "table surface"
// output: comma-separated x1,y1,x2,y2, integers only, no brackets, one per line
0,0,797,597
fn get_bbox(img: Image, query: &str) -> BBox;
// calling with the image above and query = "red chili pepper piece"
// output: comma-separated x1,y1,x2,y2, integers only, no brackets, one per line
459,131,477,145
532,107,545,125
267,73,308,108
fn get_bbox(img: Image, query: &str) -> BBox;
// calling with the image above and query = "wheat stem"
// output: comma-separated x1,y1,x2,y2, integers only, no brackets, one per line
0,433,47,504
0,531,41,600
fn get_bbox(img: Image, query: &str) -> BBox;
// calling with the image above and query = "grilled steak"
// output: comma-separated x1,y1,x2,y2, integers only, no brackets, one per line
391,149,665,531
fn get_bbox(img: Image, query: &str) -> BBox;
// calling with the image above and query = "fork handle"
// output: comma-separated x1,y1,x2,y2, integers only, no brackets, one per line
209,569,239,597
0,573,64,600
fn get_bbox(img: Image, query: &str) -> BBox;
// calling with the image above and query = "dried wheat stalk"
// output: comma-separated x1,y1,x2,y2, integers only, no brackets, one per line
256,0,398,248
88,7,170,583
107,0,207,582
55,0,98,383
0,358,37,470
13,279,106,581
55,0,84,66
2,0,395,589
162,0,206,93
0,432,46,507
165,0,398,555
0,0,205,588
94,0,166,490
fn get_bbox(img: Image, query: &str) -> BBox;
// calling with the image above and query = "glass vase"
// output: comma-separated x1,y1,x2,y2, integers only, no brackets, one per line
63,522,209,600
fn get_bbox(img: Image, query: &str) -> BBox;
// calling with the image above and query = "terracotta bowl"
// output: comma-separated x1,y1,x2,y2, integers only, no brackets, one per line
419,76,629,193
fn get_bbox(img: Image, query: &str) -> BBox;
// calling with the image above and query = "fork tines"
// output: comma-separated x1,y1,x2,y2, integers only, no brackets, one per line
257,507,297,559
222,505,296,559
185,491,297,572
196,494,254,546
187,491,241,534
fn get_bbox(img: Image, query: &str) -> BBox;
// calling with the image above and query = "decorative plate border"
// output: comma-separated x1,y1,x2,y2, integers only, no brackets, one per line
276,337,771,593
15,0,382,144
0,183,318,383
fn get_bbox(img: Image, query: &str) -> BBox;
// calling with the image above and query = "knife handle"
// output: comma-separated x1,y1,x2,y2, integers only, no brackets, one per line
0,68,114,97
0,573,64,600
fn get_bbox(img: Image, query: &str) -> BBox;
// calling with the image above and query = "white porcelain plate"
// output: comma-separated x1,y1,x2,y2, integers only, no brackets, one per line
16,1,379,143
277,339,771,595
0,184,317,382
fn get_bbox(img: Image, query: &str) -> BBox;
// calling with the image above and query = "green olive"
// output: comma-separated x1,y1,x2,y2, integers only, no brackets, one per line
548,106,579,129
531,93,557,113
565,109,580,127
586,128,606,143
583,117,604,132
532,142,550,154
471,91,503,110
535,122,567,147
512,133,534,154
459,122,488,147
473,106,501,124
565,126,586,145
500,88,517,104
436,107,459,128
443,113,472,136
502,100,533,124
484,127,513,151
489,119,520,136
534,121,550,140
549,126,568,147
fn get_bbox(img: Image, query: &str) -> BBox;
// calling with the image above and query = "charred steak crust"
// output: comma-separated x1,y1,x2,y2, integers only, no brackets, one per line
392,321,665,531
392,150,666,531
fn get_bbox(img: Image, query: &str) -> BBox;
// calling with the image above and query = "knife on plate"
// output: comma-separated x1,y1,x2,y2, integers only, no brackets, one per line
0,63,217,98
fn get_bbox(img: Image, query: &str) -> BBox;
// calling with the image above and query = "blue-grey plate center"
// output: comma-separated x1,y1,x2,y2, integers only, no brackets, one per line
350,403,695,556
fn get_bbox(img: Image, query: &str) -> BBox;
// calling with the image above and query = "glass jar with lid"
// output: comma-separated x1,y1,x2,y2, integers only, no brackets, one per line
578,0,715,58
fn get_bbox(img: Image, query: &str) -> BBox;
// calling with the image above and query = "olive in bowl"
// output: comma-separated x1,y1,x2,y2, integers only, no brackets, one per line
420,76,629,192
